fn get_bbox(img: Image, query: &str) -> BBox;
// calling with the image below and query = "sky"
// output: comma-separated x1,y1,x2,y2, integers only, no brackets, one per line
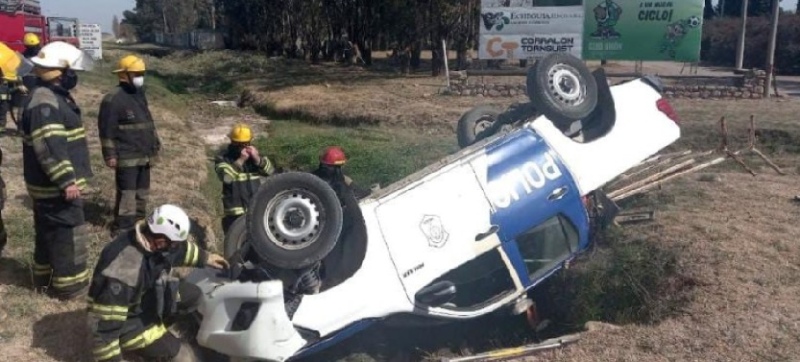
40,0,135,34
37,0,798,37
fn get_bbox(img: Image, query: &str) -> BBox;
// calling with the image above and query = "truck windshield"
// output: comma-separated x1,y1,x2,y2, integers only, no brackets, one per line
515,214,579,281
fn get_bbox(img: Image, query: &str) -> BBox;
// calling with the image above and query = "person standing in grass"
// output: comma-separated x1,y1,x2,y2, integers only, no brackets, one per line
20,41,94,300
98,55,162,237
214,123,276,236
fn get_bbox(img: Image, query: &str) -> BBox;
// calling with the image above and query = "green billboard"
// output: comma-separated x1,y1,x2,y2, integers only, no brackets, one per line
582,0,704,62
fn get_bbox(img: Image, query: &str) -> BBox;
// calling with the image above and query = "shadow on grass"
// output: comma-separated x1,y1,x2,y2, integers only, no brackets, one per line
32,309,92,362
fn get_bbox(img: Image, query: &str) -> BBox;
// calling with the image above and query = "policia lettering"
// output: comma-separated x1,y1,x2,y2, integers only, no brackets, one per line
21,41,95,300
214,123,275,235
98,55,162,234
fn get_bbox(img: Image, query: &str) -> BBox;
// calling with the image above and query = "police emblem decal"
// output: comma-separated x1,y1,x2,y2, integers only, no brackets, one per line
420,215,449,248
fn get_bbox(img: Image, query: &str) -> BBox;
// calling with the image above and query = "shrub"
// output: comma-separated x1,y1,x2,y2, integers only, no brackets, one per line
700,14,800,75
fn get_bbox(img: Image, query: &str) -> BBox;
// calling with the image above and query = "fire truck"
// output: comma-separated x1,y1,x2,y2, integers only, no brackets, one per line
0,0,79,52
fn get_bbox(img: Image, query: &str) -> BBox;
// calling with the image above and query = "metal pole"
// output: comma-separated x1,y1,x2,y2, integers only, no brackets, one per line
764,0,780,98
735,0,748,70
442,38,451,90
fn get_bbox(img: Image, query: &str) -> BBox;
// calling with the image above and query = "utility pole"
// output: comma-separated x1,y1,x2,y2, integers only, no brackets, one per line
734,0,748,70
764,0,780,98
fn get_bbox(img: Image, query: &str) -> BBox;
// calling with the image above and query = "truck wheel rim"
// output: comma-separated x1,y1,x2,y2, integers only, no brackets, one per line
548,64,586,106
264,189,322,250
474,116,494,134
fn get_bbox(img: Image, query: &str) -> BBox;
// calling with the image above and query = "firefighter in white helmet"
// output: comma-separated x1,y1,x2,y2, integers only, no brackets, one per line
20,41,95,300
87,204,229,362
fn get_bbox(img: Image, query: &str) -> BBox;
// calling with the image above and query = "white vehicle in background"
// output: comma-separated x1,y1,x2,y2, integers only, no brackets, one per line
186,53,682,361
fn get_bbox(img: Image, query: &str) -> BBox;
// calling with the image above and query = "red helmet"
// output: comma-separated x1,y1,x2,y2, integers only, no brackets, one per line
320,146,347,166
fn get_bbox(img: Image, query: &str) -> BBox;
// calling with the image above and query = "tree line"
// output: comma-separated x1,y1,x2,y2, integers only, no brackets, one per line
119,0,798,73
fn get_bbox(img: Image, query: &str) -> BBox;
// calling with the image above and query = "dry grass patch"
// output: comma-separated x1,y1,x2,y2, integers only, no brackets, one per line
0,51,220,361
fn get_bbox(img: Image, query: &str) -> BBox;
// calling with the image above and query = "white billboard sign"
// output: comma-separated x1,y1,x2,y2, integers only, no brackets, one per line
78,23,103,60
478,3,584,60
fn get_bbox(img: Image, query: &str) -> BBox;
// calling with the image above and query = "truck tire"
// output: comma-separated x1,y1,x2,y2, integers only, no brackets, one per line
223,215,247,260
457,105,502,148
246,172,343,270
527,53,598,128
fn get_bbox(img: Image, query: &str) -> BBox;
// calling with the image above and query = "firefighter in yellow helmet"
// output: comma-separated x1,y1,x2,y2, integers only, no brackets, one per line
98,54,162,236
22,33,42,59
213,123,276,235
21,41,95,300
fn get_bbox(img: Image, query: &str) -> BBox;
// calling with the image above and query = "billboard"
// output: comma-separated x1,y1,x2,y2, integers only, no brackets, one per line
478,0,584,60
78,23,102,60
582,0,704,61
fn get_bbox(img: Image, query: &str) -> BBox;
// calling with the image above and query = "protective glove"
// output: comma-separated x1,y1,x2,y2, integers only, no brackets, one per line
206,253,230,270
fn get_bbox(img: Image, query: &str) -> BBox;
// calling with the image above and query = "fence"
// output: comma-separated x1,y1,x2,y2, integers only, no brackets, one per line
153,30,225,50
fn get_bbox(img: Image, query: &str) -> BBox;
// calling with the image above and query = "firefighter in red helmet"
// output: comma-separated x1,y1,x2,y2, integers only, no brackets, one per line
312,146,370,199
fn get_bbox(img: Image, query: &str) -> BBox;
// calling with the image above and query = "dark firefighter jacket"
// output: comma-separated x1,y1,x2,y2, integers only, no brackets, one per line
0,80,10,102
214,145,275,217
87,221,208,362
98,83,161,167
21,81,93,199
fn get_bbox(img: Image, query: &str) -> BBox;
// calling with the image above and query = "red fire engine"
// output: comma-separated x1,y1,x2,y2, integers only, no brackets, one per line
0,0,79,52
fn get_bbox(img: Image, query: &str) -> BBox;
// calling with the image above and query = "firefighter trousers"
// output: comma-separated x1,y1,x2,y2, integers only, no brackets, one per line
118,282,201,361
113,165,151,233
0,99,8,129
32,197,90,300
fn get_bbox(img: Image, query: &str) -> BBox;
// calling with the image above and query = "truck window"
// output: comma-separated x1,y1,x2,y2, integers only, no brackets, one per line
515,214,579,281
423,248,515,311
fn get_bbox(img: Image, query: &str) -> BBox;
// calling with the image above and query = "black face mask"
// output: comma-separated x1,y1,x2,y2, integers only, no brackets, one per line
60,69,78,90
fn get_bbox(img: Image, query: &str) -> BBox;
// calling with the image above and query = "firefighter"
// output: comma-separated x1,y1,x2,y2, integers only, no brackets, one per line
22,33,43,59
20,41,94,300
98,55,162,236
11,33,43,122
312,146,371,199
0,43,26,256
87,204,229,362
213,123,275,236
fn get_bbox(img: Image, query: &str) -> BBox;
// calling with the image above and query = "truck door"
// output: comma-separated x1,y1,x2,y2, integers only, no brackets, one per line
471,127,590,288
374,156,504,304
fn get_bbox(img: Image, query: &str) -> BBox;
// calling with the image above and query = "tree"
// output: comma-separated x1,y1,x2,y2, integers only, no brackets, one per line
716,0,776,17
704,0,717,19
112,15,120,38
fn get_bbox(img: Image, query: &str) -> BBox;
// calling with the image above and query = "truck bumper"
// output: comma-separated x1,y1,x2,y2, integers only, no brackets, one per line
187,267,308,362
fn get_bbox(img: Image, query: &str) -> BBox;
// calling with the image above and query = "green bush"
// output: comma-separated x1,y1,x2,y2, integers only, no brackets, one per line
701,14,800,75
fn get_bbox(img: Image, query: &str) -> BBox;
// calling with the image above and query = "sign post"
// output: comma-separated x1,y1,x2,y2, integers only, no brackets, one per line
78,23,102,60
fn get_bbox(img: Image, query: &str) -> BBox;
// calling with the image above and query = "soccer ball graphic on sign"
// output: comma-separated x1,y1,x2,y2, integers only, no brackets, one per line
687,15,701,28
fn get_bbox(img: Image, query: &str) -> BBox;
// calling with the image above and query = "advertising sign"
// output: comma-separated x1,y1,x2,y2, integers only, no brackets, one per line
479,0,584,60
582,0,704,61
78,23,103,60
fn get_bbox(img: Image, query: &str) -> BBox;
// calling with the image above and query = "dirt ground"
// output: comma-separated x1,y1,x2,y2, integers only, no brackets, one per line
0,46,798,361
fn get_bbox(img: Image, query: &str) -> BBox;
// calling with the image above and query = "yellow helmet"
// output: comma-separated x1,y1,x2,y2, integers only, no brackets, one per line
112,55,146,74
23,33,40,47
229,123,253,143
0,42,24,82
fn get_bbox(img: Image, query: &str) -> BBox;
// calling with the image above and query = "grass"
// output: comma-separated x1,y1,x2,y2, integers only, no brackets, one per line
0,47,224,361
252,120,458,188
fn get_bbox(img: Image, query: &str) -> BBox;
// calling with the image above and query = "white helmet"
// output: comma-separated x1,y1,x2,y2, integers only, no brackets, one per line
147,204,191,242
30,41,94,71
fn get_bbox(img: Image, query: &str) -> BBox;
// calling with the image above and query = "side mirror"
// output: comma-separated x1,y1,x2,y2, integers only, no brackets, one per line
415,280,457,307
